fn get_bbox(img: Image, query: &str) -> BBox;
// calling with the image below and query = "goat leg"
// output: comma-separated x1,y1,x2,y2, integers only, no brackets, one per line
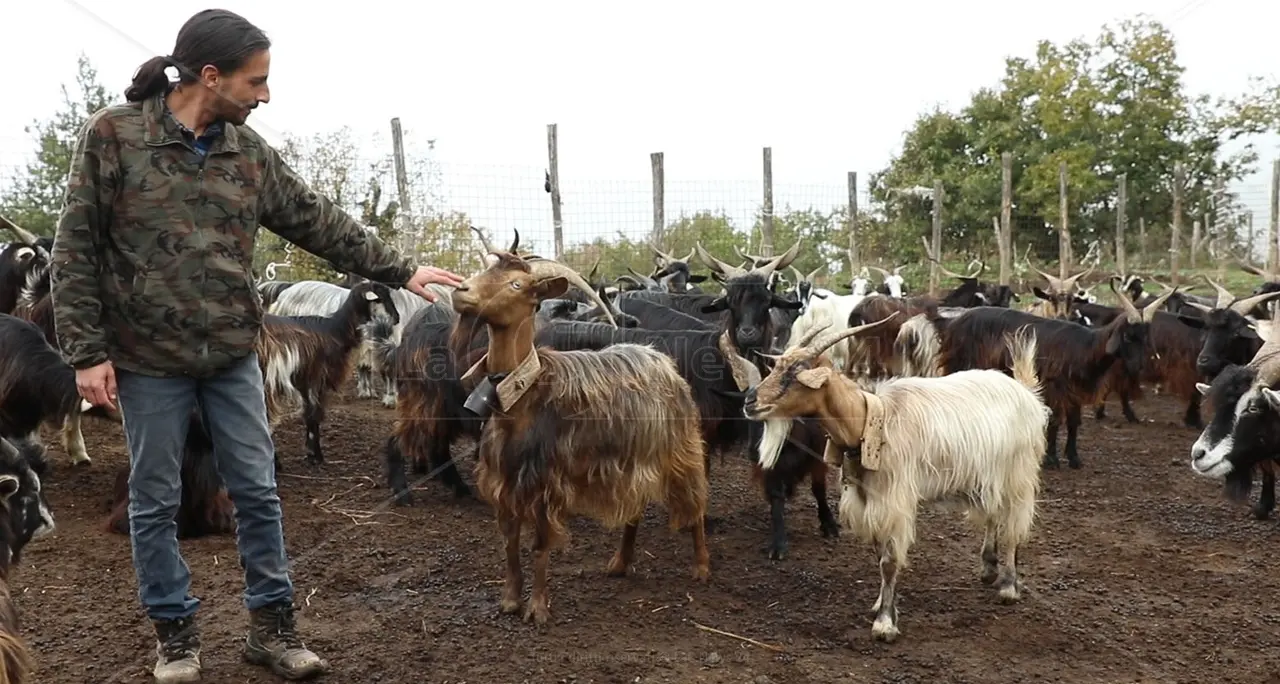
497,510,523,615
979,518,999,585
810,460,839,539
1253,461,1276,521
870,540,901,643
302,393,324,465
1119,391,1139,424
62,412,91,466
764,471,790,560
384,436,414,506
1042,413,1061,469
524,506,552,626
606,521,639,576
355,360,376,399
1183,391,1204,430
1064,405,1083,469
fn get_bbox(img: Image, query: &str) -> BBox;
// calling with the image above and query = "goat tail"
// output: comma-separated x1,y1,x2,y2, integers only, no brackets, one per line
1004,325,1042,396
894,314,942,377
0,618,35,684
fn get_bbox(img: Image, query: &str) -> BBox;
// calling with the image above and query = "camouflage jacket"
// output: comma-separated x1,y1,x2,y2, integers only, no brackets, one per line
50,90,416,378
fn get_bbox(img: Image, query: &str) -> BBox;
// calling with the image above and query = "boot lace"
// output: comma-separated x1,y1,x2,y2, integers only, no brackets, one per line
158,617,199,662
260,604,305,650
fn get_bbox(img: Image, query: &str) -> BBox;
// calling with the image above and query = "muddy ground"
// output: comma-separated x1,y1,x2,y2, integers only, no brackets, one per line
13,386,1280,683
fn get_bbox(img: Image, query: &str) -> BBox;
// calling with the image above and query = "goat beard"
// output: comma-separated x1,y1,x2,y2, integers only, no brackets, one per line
756,418,793,470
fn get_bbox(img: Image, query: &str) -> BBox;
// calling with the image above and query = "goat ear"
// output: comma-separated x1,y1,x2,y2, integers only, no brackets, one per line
700,297,728,314
1263,388,1280,412
795,366,832,389
0,474,18,502
1195,382,1212,397
1176,314,1206,329
771,295,803,310
363,290,379,301
1032,287,1052,301
1105,328,1123,355
535,276,570,300
688,274,708,283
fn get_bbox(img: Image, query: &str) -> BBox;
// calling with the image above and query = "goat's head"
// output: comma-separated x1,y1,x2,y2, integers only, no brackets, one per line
1106,277,1178,377
0,436,55,566
743,314,898,423
649,245,706,293
1030,264,1095,318
1190,362,1280,501
871,266,907,298
696,241,803,354
982,283,1018,308
1179,276,1280,379
349,281,400,326
453,239,615,329
788,265,825,313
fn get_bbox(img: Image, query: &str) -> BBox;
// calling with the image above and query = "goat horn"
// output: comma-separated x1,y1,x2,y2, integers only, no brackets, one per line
649,243,680,265
1060,265,1094,292
1032,265,1064,293
967,260,987,279
626,266,660,289
1200,274,1236,309
0,215,39,246
893,265,905,276
526,258,618,327
751,241,802,279
695,242,747,279
808,312,901,358
1187,301,1214,314
587,257,600,285
508,229,521,254
1229,290,1280,316
806,265,822,282
1109,276,1143,323
795,322,833,350
1141,286,1179,323
869,266,891,278
789,266,804,283
732,245,764,266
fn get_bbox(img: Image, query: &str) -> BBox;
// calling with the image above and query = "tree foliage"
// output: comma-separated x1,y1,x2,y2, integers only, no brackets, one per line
1,53,117,235
871,16,1278,264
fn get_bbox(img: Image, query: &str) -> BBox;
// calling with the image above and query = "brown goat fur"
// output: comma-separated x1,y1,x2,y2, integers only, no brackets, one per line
848,296,932,378
256,280,399,465
453,251,710,626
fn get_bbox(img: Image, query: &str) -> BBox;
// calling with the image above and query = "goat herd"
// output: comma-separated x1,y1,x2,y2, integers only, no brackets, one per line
1,215,1279,680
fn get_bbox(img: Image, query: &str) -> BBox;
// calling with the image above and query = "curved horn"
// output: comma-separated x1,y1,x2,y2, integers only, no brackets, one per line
1141,286,1178,322
0,215,39,246
469,224,499,257
1109,276,1143,323
789,266,804,283
626,266,661,289
527,259,618,327
769,241,802,272
1060,265,1094,292
733,245,768,266
649,243,680,265
508,228,521,254
615,275,644,289
586,257,601,285
794,322,833,350
1201,274,1236,309
966,260,987,279
869,266,891,278
806,265,823,282
892,265,906,276
695,242,747,279
1032,265,1065,293
1228,290,1280,316
809,312,901,358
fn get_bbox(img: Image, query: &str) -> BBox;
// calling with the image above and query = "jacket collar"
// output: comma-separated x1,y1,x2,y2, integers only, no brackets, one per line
142,87,241,154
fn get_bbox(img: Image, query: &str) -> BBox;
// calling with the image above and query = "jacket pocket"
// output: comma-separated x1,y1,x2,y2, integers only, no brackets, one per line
125,269,181,339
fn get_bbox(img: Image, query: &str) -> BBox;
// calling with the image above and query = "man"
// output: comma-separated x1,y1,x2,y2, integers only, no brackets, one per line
50,9,463,683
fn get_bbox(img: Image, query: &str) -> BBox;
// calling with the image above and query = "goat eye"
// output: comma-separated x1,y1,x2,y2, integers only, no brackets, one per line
511,282,522,290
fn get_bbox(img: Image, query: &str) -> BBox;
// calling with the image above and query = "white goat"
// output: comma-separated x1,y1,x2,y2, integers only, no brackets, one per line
746,320,1049,643
269,279,441,406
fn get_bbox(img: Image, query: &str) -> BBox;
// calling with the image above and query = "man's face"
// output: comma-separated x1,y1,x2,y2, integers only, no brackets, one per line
203,49,271,125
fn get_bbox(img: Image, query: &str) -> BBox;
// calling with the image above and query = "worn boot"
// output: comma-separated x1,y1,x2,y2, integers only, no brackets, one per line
243,602,329,680
151,615,201,683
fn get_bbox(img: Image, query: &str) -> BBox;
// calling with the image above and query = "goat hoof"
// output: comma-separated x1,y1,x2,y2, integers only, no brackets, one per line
522,600,550,626
500,596,521,615
604,554,630,577
703,516,723,535
305,454,324,466
691,564,711,582
980,567,999,585
1252,507,1271,521
451,483,474,499
870,619,899,643
820,521,841,538
767,544,787,561
392,490,413,507
1067,459,1082,470
1041,460,1060,470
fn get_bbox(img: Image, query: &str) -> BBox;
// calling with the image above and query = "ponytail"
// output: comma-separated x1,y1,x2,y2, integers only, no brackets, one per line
124,55,173,102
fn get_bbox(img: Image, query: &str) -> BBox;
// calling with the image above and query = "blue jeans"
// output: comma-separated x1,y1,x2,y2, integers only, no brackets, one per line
116,352,293,620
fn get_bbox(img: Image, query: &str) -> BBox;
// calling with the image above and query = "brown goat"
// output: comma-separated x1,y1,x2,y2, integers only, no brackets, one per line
452,251,710,626
256,280,399,465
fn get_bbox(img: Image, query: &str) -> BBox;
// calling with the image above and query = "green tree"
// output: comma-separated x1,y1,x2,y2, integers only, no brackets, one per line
1,53,116,235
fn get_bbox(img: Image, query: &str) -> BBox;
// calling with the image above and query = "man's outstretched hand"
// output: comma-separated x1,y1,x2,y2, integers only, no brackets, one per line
405,265,466,302
76,361,117,411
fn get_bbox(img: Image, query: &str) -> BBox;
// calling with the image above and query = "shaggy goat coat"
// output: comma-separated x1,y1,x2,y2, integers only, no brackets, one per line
475,343,708,545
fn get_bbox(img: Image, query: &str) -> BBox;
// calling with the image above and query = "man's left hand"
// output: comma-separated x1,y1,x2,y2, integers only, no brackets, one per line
405,265,466,302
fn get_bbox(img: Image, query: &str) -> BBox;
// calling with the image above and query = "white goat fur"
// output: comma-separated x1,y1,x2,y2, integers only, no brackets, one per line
269,280,438,406
758,328,1048,632
784,292,873,369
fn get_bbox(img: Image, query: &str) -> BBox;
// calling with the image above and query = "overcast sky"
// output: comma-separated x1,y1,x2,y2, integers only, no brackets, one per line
1,0,1276,257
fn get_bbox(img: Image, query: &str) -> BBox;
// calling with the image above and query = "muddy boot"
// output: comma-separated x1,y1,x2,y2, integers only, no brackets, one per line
243,602,329,680
151,615,201,683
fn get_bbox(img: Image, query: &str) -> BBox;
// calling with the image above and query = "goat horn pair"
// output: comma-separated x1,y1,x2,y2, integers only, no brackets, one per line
650,243,694,266
806,313,901,359
1035,263,1095,295
0,214,40,246
696,241,800,280
1109,277,1176,324
522,256,618,327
